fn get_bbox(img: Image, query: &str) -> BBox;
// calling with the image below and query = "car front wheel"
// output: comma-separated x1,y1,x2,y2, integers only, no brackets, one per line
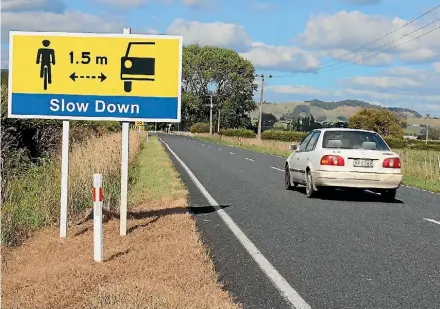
285,166,293,190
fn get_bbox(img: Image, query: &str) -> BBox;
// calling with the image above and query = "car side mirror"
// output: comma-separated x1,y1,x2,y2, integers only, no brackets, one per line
289,144,298,151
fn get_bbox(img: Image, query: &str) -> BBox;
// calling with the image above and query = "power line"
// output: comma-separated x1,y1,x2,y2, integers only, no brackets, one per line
319,24,440,74
269,4,440,78
318,17,440,72
317,4,440,69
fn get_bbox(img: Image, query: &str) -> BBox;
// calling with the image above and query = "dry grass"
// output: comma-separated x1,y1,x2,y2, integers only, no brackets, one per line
1,131,142,247
194,133,292,157
69,131,141,212
193,133,440,192
1,135,240,309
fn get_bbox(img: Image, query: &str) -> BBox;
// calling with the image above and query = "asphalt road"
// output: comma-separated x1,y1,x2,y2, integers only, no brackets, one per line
158,133,440,309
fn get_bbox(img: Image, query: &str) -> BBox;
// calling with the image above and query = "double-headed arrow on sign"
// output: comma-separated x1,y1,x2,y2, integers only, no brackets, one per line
70,72,107,82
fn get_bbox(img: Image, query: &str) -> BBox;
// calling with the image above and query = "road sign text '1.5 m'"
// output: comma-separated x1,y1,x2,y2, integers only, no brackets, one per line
8,31,183,122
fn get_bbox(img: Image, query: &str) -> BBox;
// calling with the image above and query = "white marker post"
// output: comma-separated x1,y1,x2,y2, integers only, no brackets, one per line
120,27,131,236
93,174,103,262
60,120,70,238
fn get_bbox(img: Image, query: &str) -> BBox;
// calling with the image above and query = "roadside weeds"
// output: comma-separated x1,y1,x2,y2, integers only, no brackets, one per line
1,135,240,309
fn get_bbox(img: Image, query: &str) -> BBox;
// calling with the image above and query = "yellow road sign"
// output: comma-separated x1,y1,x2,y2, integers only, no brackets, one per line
8,31,182,122
135,121,144,126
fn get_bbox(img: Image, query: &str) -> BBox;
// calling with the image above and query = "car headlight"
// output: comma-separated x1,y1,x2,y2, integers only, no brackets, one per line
124,60,132,68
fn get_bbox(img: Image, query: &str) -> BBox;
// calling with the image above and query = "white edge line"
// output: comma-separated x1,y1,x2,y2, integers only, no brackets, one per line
271,167,284,172
423,218,440,225
158,136,311,309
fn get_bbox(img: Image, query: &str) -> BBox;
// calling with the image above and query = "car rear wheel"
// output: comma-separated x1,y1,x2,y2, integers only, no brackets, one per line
305,170,316,198
381,189,396,202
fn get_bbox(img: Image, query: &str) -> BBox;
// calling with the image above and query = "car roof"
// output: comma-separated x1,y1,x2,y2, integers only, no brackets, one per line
314,128,376,134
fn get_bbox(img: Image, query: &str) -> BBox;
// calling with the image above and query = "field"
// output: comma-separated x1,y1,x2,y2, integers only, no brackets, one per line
250,102,440,128
2,134,240,309
193,134,440,193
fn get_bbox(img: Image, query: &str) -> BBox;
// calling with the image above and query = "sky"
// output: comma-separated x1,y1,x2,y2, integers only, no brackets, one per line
1,0,440,116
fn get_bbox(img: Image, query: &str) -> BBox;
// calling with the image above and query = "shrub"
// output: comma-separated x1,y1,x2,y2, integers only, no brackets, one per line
261,130,308,142
384,137,440,151
219,128,256,138
190,122,210,133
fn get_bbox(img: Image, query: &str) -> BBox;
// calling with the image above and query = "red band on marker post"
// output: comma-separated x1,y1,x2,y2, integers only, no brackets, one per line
93,188,103,202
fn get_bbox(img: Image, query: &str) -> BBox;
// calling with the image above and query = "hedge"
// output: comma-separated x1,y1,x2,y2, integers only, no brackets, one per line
261,130,308,142
219,128,256,138
190,122,210,133
384,137,440,151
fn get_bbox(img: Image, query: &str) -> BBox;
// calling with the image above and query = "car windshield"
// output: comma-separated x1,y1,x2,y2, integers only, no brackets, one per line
322,130,390,151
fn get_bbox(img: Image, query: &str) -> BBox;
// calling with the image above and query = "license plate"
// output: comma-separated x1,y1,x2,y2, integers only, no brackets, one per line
353,159,374,168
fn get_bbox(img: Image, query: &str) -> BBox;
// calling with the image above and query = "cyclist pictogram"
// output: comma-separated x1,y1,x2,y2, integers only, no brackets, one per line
36,40,56,90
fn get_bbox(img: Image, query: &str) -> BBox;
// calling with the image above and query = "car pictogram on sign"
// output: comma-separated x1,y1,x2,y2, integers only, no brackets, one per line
120,42,156,92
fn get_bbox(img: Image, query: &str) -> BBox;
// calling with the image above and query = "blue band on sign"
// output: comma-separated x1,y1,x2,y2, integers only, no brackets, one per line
11,93,178,119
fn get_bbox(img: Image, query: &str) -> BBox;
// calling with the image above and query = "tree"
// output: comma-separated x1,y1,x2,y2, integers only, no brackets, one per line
349,108,407,137
262,112,277,130
181,44,257,129
428,126,440,140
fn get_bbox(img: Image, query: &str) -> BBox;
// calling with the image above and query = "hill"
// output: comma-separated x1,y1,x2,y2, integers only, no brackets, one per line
251,99,440,130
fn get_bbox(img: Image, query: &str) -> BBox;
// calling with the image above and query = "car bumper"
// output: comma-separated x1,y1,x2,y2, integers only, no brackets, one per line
312,170,403,189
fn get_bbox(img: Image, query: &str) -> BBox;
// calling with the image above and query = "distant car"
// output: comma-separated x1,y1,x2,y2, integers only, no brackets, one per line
284,128,403,202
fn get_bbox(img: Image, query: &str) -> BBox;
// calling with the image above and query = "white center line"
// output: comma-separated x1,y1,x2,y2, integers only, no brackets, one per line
423,218,440,225
201,143,205,146
271,166,284,172
229,152,234,155
159,136,311,309
219,149,222,151
245,157,255,162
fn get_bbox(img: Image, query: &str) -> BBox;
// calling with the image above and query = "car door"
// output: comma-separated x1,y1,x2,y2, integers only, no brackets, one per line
296,131,321,182
290,132,314,181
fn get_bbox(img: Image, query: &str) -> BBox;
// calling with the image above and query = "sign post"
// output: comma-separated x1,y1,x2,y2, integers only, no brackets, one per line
8,30,183,238
59,120,70,238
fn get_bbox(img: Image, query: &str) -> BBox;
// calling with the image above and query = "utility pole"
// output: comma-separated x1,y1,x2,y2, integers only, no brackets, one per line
204,93,217,134
209,95,213,134
426,114,430,144
257,73,272,140
217,108,221,133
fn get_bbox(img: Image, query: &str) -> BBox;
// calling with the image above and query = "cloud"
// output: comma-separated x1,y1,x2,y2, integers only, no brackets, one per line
2,0,66,13
340,66,439,94
1,11,126,44
1,45,9,69
297,10,440,66
267,65,440,115
167,19,252,52
240,42,320,72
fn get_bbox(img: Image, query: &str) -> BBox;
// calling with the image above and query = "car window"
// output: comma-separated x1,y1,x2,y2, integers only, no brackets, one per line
305,131,320,151
321,130,390,151
299,132,313,152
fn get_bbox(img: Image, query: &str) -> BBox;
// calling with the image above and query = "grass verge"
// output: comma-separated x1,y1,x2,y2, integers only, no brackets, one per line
1,135,240,309
1,131,141,247
192,133,440,193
